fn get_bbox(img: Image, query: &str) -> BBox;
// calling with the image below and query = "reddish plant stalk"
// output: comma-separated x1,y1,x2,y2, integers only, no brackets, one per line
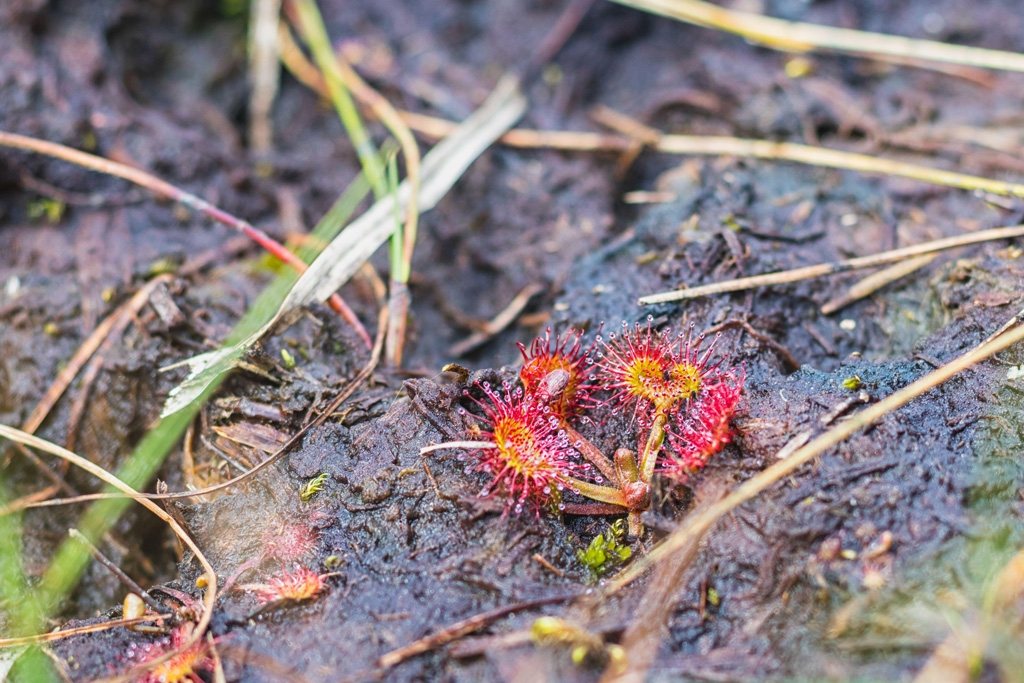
0,130,371,348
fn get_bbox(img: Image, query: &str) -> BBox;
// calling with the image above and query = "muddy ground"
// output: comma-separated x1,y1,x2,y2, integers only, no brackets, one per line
2,0,1024,681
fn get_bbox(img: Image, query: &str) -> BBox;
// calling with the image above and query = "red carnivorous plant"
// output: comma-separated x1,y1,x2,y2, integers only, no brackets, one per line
424,321,744,535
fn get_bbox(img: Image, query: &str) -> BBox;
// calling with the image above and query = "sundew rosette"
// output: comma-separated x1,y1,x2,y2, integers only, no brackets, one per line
457,381,589,514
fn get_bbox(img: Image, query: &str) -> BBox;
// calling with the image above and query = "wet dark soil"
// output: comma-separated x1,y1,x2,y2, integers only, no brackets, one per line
3,0,1024,681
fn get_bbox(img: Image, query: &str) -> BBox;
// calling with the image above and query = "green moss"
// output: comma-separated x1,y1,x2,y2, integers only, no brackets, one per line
576,519,631,581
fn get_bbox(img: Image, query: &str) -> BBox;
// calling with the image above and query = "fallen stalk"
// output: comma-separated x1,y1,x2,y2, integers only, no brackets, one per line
376,593,577,670
0,614,173,648
0,130,371,348
640,223,1024,305
820,254,939,315
612,0,1024,73
278,41,1024,203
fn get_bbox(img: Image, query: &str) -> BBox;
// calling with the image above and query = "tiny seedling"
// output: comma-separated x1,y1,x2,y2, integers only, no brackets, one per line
300,473,329,502
577,519,632,580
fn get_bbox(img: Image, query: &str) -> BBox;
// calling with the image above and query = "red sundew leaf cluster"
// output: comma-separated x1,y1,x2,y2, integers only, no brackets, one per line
458,382,588,514
663,371,744,481
517,328,597,418
248,564,331,605
597,320,728,422
135,625,214,683
455,321,743,514
263,523,319,562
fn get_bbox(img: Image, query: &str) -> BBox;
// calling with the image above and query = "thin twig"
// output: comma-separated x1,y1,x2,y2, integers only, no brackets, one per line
703,318,799,372
277,26,630,155
627,132,1024,201
640,224,1024,305
0,614,172,648
533,553,565,577
525,0,597,78
820,254,938,315
376,593,577,670
0,130,370,347
607,319,1024,591
448,284,544,356
67,529,163,613
612,0,1024,73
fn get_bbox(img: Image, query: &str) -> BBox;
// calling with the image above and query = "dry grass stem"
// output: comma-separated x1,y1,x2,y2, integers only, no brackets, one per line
376,594,576,670
820,254,939,315
640,224,1024,305
0,614,173,648
283,30,1024,210
0,425,218,660
612,0,1024,73
248,0,282,153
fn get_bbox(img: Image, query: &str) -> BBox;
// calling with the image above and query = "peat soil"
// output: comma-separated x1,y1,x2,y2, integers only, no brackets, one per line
2,0,1024,681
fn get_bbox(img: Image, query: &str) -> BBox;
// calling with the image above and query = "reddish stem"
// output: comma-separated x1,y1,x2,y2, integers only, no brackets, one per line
0,130,372,348
561,502,627,516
